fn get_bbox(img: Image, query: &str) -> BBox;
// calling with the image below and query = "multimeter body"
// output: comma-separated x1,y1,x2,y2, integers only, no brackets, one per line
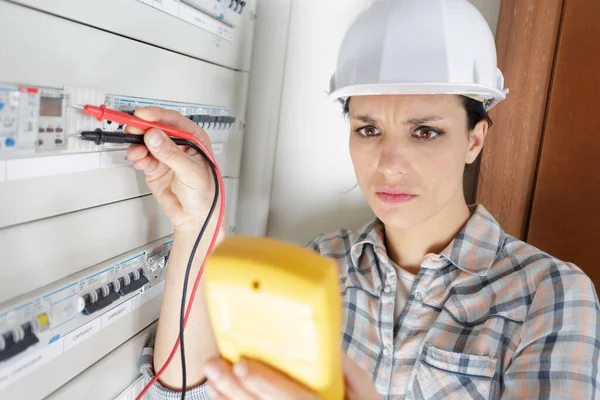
204,235,344,400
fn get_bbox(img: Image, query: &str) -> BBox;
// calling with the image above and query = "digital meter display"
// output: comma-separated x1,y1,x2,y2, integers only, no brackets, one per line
40,96,62,117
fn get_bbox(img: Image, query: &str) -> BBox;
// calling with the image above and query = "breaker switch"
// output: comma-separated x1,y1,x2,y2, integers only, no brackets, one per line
95,286,120,310
81,284,122,315
117,274,133,296
116,268,150,296
81,293,99,315
0,323,39,362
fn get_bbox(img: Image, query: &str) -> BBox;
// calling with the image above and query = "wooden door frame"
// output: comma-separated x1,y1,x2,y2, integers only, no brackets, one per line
475,0,565,239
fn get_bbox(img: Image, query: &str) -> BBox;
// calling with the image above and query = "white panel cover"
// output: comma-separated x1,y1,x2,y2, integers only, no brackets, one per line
0,1,248,115
8,0,257,72
0,166,148,229
0,195,173,304
45,323,157,400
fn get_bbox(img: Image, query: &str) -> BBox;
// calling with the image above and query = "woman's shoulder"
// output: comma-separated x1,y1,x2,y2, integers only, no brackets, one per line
501,232,586,276
466,204,593,295
493,231,598,306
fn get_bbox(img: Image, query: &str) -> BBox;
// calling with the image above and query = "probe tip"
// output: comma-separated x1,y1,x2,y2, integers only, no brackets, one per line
70,104,84,110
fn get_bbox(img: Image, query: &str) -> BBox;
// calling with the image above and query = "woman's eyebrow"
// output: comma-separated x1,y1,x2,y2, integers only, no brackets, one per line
352,114,377,124
351,114,445,125
403,115,444,125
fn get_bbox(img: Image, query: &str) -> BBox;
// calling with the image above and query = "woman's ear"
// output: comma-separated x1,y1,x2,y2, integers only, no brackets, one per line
466,120,488,164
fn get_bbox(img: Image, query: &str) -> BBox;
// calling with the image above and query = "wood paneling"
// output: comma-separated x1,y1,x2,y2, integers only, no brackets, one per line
527,0,600,287
476,0,564,239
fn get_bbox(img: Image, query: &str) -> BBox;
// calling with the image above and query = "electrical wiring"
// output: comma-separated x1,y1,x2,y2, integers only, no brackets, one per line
175,139,220,400
78,130,225,400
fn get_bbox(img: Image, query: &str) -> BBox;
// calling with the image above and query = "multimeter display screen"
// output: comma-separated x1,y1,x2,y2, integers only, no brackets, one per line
40,96,62,117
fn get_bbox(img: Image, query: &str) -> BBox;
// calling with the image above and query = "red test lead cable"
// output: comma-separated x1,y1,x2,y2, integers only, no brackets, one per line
75,104,225,400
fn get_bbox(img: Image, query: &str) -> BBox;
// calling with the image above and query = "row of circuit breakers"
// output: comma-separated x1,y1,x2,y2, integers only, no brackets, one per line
0,238,171,366
0,83,236,158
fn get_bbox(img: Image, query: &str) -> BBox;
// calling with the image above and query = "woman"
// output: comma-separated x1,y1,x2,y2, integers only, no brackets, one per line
132,0,600,398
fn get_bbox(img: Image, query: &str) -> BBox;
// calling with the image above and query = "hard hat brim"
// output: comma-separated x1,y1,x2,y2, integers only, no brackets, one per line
329,83,508,110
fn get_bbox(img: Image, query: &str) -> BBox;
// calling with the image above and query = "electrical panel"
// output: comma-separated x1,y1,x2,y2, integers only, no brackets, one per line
0,0,255,397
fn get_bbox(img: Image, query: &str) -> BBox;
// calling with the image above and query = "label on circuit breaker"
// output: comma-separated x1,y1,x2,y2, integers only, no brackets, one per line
63,318,101,351
0,337,64,391
101,301,132,328
0,85,19,152
79,266,114,293
113,253,145,278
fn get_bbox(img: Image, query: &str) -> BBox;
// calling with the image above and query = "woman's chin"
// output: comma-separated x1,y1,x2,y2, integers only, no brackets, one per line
371,201,425,230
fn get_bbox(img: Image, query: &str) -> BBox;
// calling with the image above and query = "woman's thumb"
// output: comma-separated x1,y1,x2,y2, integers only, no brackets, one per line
144,128,199,178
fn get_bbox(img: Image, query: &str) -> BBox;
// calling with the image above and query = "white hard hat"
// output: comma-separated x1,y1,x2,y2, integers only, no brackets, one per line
328,0,509,110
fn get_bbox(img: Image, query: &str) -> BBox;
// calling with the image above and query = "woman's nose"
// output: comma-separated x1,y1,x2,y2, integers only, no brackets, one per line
376,138,410,176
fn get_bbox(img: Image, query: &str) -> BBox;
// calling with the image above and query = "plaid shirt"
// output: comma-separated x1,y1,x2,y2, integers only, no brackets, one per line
141,204,600,399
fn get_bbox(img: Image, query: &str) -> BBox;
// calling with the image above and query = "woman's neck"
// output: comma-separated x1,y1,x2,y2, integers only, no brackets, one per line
384,195,471,274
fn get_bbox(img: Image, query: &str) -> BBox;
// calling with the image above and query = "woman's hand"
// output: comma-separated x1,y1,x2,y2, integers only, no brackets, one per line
202,353,380,400
125,107,220,235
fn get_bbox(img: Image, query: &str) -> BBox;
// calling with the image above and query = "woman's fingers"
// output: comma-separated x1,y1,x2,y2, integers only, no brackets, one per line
127,144,148,161
206,381,229,400
232,358,320,400
124,125,145,135
132,155,170,184
203,358,259,400
133,106,202,135
141,129,207,186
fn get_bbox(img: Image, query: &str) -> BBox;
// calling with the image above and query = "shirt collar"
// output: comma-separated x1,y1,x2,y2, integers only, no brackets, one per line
439,204,506,276
349,204,506,276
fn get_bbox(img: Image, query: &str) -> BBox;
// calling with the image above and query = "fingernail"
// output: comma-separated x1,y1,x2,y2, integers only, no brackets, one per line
146,129,163,148
204,362,221,379
233,360,248,377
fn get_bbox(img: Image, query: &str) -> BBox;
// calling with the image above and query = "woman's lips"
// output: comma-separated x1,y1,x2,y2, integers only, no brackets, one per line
376,189,417,205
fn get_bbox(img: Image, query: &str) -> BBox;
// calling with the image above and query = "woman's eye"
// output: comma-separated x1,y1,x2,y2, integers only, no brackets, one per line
414,127,442,140
356,126,381,137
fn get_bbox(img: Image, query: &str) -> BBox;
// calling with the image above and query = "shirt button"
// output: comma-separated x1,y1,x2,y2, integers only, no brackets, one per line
415,291,423,302
383,347,391,356
384,286,391,294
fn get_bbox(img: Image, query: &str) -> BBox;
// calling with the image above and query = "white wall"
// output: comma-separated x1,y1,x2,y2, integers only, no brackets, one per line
239,0,501,246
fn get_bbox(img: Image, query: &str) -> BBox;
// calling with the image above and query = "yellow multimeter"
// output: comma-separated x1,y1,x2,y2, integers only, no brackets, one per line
204,235,344,400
